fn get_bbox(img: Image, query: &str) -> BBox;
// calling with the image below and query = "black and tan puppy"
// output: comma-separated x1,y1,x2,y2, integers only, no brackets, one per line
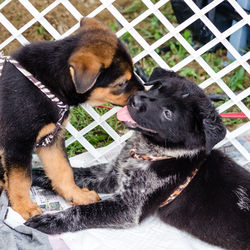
0,17,144,219
27,68,250,250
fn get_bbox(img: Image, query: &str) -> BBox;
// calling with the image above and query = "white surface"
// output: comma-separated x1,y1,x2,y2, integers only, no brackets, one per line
61,215,223,250
5,199,224,250
5,207,26,228
4,205,223,250
4,200,224,250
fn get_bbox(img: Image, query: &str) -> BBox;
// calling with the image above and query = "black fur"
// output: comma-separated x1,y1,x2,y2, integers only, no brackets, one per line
27,68,250,250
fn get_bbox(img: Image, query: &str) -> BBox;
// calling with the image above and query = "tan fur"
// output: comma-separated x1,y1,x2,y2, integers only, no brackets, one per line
0,179,4,193
36,123,56,143
87,70,134,106
87,88,131,106
6,167,42,220
0,149,8,188
109,71,132,87
36,117,100,206
0,149,5,167
0,180,4,186
80,17,112,31
1,149,40,219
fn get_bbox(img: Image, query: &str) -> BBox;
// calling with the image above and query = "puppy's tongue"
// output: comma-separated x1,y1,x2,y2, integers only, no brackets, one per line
117,106,135,123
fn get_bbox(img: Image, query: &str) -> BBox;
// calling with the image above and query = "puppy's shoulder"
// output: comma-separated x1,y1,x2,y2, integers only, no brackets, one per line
204,149,250,185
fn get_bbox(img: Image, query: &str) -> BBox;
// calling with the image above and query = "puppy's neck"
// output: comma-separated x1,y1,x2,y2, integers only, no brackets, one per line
129,132,200,159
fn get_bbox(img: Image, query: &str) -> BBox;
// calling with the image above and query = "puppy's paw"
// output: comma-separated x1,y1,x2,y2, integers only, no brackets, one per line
12,201,42,220
25,213,62,234
71,188,100,205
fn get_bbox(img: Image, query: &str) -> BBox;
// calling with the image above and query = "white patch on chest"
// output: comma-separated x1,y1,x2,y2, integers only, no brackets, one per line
234,186,250,211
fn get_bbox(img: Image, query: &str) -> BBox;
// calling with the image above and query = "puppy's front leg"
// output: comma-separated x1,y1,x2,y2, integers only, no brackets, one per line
0,149,42,219
6,166,42,220
32,164,118,194
37,130,99,206
25,194,139,234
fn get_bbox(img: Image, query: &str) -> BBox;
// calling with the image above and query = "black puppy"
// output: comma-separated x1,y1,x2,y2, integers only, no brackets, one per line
27,68,250,250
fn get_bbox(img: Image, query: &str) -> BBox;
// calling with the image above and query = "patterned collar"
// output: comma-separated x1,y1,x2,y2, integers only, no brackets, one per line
159,168,199,207
130,146,174,161
0,52,69,148
130,145,204,208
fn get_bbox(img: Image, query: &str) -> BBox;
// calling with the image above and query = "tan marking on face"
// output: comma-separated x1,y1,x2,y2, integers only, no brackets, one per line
87,70,135,106
124,70,132,80
6,167,42,220
37,115,100,206
36,123,56,143
87,87,133,106
109,70,132,88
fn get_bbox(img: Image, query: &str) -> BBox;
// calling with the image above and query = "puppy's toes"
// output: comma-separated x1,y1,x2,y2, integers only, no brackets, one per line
71,189,100,205
12,201,42,220
86,190,100,204
29,203,43,218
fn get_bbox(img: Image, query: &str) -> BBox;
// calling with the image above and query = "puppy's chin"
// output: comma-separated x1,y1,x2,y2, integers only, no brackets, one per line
125,123,158,134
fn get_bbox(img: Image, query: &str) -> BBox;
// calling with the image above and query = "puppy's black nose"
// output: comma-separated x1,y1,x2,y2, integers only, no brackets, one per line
130,94,145,111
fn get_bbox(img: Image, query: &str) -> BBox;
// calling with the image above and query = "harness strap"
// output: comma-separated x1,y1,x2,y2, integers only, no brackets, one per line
0,52,69,148
159,168,199,207
159,157,207,208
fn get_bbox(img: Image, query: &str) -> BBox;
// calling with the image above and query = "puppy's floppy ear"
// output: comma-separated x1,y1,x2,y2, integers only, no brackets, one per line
146,67,180,85
201,102,226,154
69,51,102,94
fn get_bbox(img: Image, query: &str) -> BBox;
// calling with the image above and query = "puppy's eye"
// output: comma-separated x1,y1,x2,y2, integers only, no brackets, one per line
116,81,128,87
163,109,172,120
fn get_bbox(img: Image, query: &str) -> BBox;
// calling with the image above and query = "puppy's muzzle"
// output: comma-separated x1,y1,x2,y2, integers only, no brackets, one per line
129,93,147,112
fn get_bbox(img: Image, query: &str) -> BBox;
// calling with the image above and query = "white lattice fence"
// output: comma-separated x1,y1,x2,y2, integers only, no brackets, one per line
0,0,249,167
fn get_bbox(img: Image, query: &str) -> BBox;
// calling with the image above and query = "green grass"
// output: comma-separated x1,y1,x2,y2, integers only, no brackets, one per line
35,24,47,37
66,106,125,157
225,67,248,91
